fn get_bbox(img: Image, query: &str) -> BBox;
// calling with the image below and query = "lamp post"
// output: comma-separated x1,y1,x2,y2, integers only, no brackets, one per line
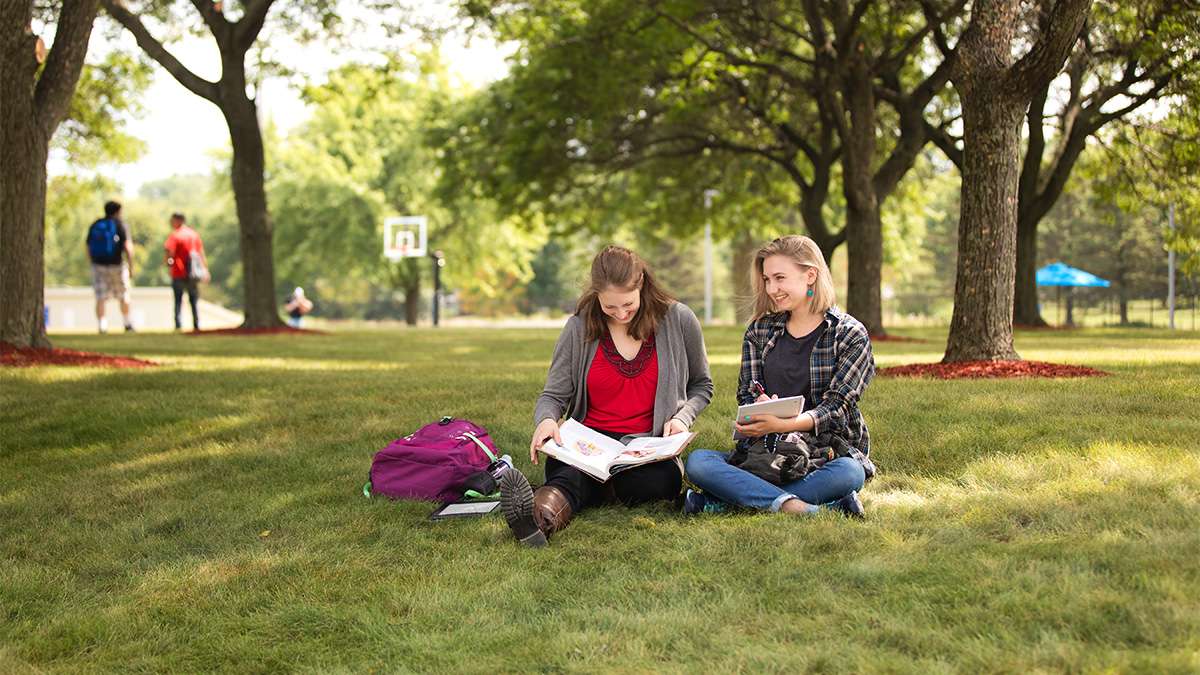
430,250,445,327
703,189,719,324
1168,203,1176,330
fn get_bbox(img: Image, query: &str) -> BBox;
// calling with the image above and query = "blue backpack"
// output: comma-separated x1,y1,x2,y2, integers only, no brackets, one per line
87,218,120,260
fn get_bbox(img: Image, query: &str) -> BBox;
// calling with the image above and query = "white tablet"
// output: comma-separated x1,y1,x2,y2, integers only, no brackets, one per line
736,395,805,421
429,501,500,520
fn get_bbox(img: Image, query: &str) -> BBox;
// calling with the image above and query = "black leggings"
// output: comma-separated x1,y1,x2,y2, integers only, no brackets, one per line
542,428,683,513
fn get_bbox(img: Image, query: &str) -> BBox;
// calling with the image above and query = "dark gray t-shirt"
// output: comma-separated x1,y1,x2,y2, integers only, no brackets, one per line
763,323,825,411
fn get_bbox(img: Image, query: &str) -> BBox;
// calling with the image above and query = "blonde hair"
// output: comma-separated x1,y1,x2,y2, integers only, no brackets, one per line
576,245,675,341
749,235,835,321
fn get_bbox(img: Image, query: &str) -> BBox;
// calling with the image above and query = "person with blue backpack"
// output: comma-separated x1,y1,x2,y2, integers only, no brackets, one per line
86,201,136,334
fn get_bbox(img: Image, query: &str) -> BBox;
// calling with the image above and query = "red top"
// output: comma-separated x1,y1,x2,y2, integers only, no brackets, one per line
582,332,658,435
164,226,203,280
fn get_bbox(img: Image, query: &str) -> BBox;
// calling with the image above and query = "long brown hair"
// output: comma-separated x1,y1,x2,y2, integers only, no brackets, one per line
576,245,675,341
748,235,836,321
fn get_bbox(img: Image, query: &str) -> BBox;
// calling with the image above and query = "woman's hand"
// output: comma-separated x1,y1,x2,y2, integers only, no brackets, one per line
663,418,688,437
737,393,779,435
735,413,791,438
529,418,561,464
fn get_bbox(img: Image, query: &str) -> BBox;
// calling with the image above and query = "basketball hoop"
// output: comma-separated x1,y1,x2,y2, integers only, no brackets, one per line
384,216,427,260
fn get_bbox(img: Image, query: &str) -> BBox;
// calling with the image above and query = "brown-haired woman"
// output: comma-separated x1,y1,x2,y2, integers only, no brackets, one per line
500,245,713,546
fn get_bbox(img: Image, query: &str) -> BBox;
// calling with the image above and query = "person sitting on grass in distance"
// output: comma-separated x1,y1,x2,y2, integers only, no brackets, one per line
284,287,313,328
500,245,713,547
684,235,876,517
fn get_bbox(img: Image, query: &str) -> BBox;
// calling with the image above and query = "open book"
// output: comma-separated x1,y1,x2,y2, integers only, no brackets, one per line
539,419,695,482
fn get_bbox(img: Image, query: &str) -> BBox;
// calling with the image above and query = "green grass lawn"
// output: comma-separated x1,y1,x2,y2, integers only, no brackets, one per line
2,326,1199,673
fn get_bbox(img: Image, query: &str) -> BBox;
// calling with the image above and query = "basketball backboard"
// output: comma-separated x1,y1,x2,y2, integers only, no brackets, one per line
383,216,428,260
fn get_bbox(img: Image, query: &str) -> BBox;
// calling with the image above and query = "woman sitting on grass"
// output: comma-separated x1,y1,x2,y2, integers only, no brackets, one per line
501,245,713,547
684,235,876,517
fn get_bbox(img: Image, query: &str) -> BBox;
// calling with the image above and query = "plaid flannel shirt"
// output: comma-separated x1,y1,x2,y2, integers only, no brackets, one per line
737,306,875,473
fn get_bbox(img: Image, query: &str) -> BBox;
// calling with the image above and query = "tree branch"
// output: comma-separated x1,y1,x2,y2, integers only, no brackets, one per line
235,0,274,53
188,0,230,42
1024,116,1089,226
653,10,806,88
1094,74,1173,127
100,0,219,103
1019,85,1049,208
918,0,956,58
925,120,962,168
1006,0,1092,102
844,0,873,47
34,0,100,139
721,72,820,164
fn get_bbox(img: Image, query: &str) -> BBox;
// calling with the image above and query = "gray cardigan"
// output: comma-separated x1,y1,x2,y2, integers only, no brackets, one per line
533,302,714,437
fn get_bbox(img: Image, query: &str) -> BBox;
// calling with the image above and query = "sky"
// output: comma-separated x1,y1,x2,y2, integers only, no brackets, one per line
48,3,514,193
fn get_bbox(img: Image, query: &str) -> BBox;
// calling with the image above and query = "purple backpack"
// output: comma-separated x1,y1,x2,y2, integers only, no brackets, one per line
368,417,498,503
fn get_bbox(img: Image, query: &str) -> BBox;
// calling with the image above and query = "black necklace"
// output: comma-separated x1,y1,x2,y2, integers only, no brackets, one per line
599,330,655,378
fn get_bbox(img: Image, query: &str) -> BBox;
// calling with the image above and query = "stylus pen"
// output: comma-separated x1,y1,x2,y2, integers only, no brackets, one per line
750,380,767,398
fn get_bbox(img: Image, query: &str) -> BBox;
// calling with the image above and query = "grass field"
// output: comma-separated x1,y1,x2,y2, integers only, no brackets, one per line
2,326,1199,673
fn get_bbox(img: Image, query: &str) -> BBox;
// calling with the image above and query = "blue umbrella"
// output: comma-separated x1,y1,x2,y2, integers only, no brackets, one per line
1036,262,1111,288
1035,262,1112,327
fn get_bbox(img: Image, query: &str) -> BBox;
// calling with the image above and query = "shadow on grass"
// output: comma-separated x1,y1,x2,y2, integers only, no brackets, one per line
48,329,569,367
6,434,1196,672
3,328,1199,670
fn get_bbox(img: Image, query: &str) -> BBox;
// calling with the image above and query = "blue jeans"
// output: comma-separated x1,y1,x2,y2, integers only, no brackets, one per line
685,450,865,512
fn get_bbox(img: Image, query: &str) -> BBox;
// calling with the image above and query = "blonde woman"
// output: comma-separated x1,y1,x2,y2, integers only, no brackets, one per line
501,245,713,546
684,235,876,517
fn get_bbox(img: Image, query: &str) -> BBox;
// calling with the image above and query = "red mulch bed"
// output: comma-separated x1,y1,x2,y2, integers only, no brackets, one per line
1,342,157,369
187,327,326,336
870,333,927,343
879,359,1108,379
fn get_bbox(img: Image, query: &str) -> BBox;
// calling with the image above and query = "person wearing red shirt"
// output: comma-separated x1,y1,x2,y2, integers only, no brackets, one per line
163,213,210,331
500,245,713,547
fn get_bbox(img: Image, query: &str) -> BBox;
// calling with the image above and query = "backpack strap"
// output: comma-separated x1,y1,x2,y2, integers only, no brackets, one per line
462,431,497,462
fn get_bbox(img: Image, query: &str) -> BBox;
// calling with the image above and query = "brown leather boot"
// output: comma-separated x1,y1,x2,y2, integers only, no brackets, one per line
532,485,574,537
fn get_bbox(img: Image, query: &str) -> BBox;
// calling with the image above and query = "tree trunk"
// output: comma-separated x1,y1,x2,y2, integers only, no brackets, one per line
1115,212,1130,325
403,279,421,326
943,0,1091,362
839,51,885,337
844,205,884,335
222,88,283,329
1,1,98,348
0,132,51,349
99,0,284,330
943,99,1024,362
731,229,758,325
1013,210,1047,326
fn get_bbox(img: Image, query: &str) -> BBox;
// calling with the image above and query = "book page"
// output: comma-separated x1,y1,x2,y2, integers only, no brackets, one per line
540,420,627,478
621,433,693,462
